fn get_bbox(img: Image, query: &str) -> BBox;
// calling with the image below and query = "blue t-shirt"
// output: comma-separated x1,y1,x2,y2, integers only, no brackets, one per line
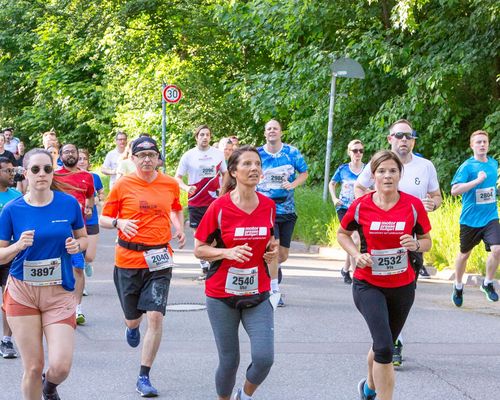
451,156,498,227
0,188,22,213
256,144,308,215
86,172,103,226
0,191,85,291
331,163,364,211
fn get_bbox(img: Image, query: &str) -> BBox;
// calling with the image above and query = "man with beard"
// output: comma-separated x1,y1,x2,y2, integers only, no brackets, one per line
54,143,95,325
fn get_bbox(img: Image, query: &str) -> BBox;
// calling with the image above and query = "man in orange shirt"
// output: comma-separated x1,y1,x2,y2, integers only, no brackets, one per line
100,137,185,398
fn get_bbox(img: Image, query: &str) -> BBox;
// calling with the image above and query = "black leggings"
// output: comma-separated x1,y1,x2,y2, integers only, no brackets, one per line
352,278,415,364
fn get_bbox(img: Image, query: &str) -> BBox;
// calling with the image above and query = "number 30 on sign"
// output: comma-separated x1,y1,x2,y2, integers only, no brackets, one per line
162,85,182,103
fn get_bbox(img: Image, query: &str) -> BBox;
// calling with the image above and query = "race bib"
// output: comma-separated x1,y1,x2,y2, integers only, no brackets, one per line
225,267,259,295
144,248,173,272
476,187,495,204
199,165,216,178
370,248,408,276
266,174,287,190
23,258,62,286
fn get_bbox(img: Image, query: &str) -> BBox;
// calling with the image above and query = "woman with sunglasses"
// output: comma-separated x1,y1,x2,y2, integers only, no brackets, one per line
329,139,365,284
0,148,88,400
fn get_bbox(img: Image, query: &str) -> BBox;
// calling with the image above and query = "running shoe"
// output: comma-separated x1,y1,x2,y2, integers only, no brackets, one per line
357,378,376,400
341,269,353,284
82,287,89,296
76,313,86,325
392,340,403,367
126,326,141,348
232,388,252,400
136,375,158,397
419,266,431,279
84,262,93,277
452,285,463,307
480,282,499,302
277,294,285,307
42,373,61,400
0,340,18,359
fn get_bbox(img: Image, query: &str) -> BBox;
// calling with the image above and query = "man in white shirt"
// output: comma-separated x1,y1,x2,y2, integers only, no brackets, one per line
2,128,20,157
101,131,128,191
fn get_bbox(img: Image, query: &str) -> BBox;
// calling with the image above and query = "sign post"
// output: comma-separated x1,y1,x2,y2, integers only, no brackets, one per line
161,84,183,172
322,57,365,202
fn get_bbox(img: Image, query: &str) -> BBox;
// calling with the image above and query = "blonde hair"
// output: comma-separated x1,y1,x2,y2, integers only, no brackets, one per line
347,139,363,154
469,130,488,143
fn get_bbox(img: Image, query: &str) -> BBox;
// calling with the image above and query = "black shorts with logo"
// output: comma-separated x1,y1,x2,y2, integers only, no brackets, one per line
459,219,500,254
274,213,298,249
113,266,172,320
188,206,209,229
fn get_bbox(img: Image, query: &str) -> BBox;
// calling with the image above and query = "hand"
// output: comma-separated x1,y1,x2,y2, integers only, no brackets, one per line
421,195,435,212
282,181,294,190
16,230,35,251
354,253,372,268
188,186,196,195
400,234,419,251
477,171,486,183
173,230,186,249
263,241,278,264
226,243,253,263
84,206,93,218
333,198,343,207
65,237,81,254
117,219,139,239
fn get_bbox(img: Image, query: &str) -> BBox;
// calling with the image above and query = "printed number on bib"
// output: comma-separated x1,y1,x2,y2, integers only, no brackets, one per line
200,165,216,178
225,267,259,296
370,248,408,276
144,248,173,272
266,174,286,190
23,258,62,286
476,187,495,204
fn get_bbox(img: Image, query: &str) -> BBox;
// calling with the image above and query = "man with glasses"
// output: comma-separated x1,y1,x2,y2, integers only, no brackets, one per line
54,144,95,326
102,131,128,191
354,119,442,367
100,136,185,397
0,157,21,359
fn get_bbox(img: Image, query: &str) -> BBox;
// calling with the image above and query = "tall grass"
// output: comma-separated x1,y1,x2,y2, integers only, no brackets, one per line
295,186,495,275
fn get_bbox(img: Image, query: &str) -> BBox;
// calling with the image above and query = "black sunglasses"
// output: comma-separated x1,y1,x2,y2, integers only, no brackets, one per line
392,132,415,140
350,148,364,154
30,165,54,174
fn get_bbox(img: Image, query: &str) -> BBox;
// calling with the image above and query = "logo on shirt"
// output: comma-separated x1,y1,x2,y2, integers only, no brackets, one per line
369,221,405,233
234,227,267,238
415,177,421,185
52,219,69,223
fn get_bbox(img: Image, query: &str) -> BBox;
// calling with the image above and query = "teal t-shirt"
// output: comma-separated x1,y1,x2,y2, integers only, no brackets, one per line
0,188,21,213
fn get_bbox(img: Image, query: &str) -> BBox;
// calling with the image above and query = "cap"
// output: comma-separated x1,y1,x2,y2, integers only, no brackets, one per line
131,137,160,155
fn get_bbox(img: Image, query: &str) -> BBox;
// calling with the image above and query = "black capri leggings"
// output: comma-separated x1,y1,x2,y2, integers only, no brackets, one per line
352,278,415,364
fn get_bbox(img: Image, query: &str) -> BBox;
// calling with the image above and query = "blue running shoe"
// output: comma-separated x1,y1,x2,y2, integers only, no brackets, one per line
452,285,463,307
136,375,158,397
481,282,499,302
126,327,140,348
84,262,93,277
357,378,376,400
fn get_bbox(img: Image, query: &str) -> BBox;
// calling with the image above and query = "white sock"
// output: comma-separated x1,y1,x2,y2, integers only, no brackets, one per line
397,333,403,344
240,389,253,400
483,279,493,285
3,336,12,343
76,304,82,314
271,279,279,292
455,282,463,290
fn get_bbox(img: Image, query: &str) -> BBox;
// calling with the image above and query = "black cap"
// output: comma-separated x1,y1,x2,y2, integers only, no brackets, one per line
131,137,160,155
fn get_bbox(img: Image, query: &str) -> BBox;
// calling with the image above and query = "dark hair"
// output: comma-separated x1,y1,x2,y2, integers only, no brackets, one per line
0,156,13,166
115,131,127,139
220,145,261,195
59,143,78,157
78,148,91,169
194,124,211,138
370,150,404,175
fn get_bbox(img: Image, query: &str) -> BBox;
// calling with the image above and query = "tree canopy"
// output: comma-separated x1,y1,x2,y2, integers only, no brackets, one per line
0,0,498,187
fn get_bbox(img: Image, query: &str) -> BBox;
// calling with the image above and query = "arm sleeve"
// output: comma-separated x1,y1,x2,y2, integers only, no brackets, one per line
194,202,219,243
331,165,342,183
413,198,432,235
340,198,361,231
171,182,183,212
0,206,13,241
175,154,188,177
451,162,469,186
294,149,308,173
71,197,85,230
94,174,104,191
102,153,112,169
85,173,95,198
427,162,440,193
220,158,228,174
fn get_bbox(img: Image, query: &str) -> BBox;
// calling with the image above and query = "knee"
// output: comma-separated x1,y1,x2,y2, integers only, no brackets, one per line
219,352,240,372
49,361,72,381
147,312,164,331
24,363,44,380
372,342,393,364
491,246,500,259
252,351,274,371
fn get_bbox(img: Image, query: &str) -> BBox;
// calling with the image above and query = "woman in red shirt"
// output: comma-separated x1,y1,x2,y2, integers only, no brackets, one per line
337,150,432,400
194,145,278,400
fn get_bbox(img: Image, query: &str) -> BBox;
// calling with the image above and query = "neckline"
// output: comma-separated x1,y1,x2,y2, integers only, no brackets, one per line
228,191,261,216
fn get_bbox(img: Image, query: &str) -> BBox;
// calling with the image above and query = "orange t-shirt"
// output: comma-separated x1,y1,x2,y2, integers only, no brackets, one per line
102,172,182,269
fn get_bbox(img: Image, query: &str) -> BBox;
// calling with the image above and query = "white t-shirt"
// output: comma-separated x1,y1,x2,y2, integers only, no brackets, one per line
176,147,227,185
4,137,20,154
357,154,440,199
102,148,124,189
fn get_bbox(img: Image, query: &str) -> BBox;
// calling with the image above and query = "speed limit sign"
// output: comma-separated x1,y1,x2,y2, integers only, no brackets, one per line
162,85,182,103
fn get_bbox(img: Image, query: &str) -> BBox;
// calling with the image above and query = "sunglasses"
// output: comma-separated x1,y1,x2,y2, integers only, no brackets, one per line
392,132,415,140
30,165,54,174
350,148,364,154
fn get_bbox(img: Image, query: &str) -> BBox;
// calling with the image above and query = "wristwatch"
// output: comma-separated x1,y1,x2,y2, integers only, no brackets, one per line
112,218,118,228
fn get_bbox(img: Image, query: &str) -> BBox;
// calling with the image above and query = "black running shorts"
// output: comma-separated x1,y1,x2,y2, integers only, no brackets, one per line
274,213,298,249
188,206,209,229
459,219,500,254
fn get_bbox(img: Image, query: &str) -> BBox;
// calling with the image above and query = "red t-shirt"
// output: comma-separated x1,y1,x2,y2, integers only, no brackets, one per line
195,192,276,298
54,167,95,216
341,191,431,288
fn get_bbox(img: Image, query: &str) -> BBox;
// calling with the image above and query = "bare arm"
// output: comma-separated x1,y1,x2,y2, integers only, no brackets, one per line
101,166,116,176
337,227,373,268
328,181,341,207
421,190,442,212
175,175,196,195
283,171,308,190
399,232,432,253
451,171,486,196
354,182,370,199
194,238,252,263
170,209,186,249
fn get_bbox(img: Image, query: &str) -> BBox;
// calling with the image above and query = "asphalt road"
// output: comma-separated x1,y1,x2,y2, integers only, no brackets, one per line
1,227,499,399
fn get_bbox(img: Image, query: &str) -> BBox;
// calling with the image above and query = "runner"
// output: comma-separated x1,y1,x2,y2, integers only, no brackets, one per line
354,119,441,365
100,137,185,398
0,157,22,359
116,141,136,180
0,148,88,400
101,131,128,191
218,138,235,162
54,144,95,325
194,145,278,400
2,128,20,157
338,150,432,400
0,133,17,166
175,125,227,278
77,149,105,282
451,130,499,306
256,119,308,307
329,139,365,284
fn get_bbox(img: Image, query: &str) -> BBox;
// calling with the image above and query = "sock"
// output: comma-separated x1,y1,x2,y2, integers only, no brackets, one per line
483,279,493,285
342,265,350,273
397,333,403,344
240,388,253,400
271,279,279,292
364,381,376,397
2,336,12,343
140,365,151,377
277,265,282,284
455,282,463,290
43,379,59,395
76,304,82,314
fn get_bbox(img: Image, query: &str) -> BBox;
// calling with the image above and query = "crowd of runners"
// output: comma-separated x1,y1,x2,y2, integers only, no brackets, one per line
0,120,497,400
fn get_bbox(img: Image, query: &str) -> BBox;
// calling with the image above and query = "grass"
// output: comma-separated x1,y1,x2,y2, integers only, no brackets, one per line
294,186,496,276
